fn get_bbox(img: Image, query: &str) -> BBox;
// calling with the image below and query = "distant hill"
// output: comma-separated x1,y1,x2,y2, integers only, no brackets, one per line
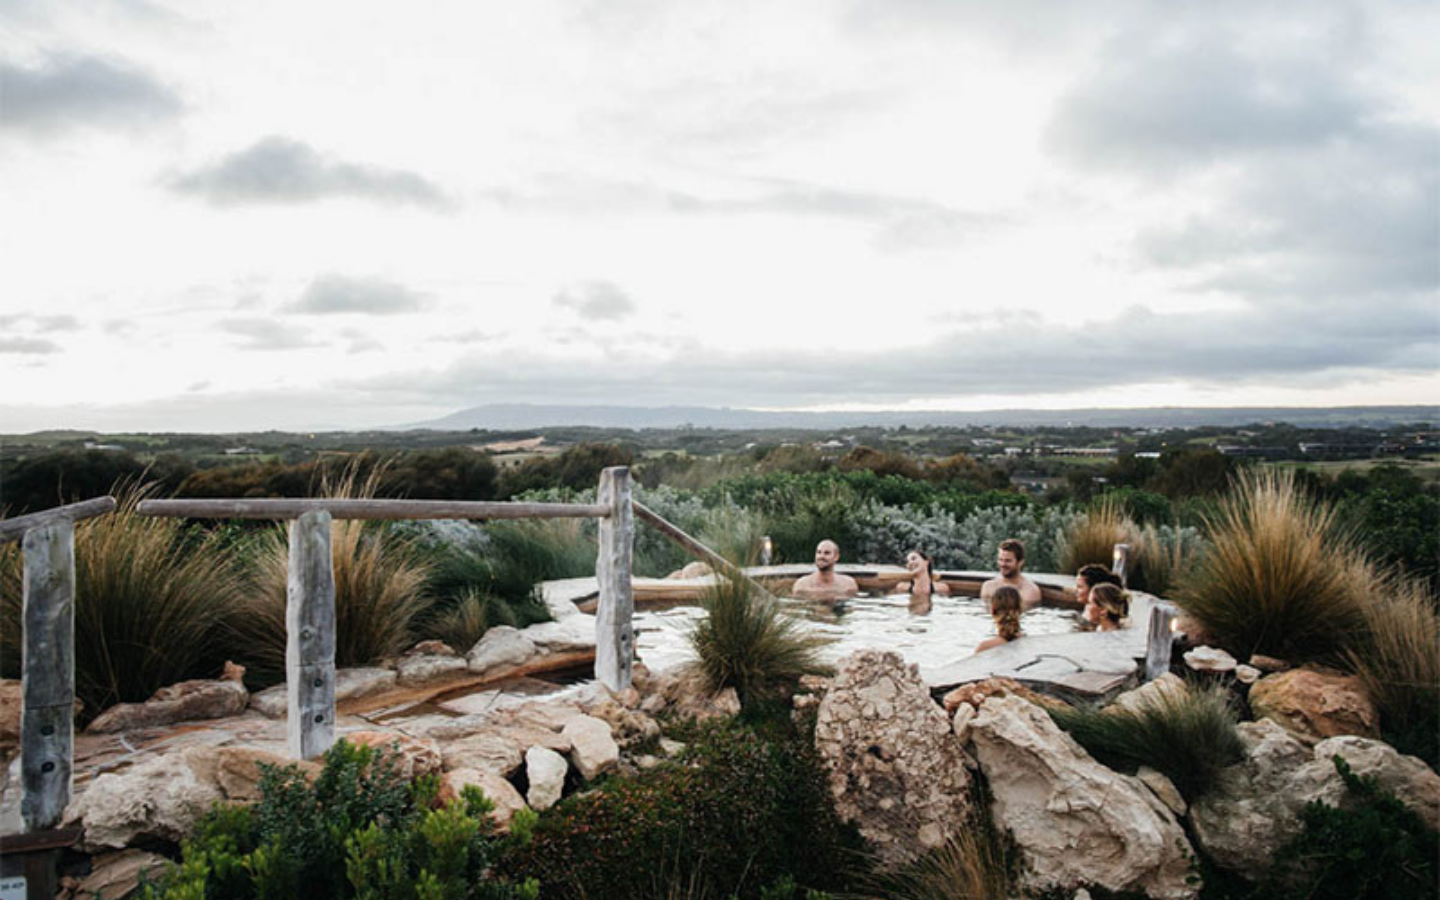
409,403,1440,431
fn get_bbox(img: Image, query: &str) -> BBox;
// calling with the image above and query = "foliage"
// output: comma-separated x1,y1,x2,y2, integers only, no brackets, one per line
497,443,635,497
866,822,1013,900
0,483,247,719
839,445,924,480
1176,468,1372,663
1059,497,1140,575
421,588,519,655
499,719,861,900
141,739,533,900
1131,523,1206,597
850,502,1080,573
1049,680,1245,802
1346,575,1440,766
1331,465,1440,596
0,449,188,516
689,575,830,706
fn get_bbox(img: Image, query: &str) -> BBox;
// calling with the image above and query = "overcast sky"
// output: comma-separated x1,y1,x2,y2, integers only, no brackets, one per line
1,0,1436,432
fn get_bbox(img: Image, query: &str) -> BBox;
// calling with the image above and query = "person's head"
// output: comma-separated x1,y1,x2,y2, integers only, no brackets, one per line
1075,563,1119,603
997,539,1026,578
905,549,935,577
1087,582,1130,629
991,585,1023,641
815,540,840,572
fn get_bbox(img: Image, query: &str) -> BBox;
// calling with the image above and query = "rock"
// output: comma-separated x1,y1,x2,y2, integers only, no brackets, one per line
396,653,469,686
467,626,538,675
522,619,595,654
439,768,527,827
667,561,713,579
1137,765,1187,816
1248,654,1291,672
1234,664,1261,684
250,666,398,718
1249,667,1379,745
87,676,248,733
659,738,686,756
1108,672,1187,716
1074,891,1093,900
1191,720,1440,879
1183,646,1237,674
969,694,1195,899
0,679,21,756
581,696,661,749
951,703,976,743
814,650,972,869
210,747,322,804
799,674,832,693
526,746,568,810
65,849,170,900
1173,612,1215,647
941,677,1068,715
440,722,570,777
407,640,457,657
562,714,619,780
343,731,443,779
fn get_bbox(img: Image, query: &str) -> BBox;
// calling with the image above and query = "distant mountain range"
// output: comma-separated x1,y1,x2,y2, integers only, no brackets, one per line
408,403,1440,431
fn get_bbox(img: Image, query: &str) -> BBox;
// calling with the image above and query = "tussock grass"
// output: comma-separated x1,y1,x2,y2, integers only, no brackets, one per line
1059,497,1138,574
689,574,829,706
0,484,247,718
421,587,518,654
1176,468,1371,662
1133,523,1204,596
1049,679,1245,802
694,505,769,568
868,826,1012,900
1347,575,1440,766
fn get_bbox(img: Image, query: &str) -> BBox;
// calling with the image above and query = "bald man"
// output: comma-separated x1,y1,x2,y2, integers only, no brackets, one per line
791,539,860,601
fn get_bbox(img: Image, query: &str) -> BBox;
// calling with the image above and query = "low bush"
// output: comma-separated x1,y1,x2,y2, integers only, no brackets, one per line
1346,575,1440,766
0,484,247,719
141,739,536,900
499,719,860,900
1049,680,1244,802
1176,468,1371,663
690,575,830,707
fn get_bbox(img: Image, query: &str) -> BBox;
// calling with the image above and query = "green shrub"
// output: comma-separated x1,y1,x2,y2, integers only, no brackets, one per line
689,575,830,707
142,739,535,900
499,719,861,900
1176,468,1371,663
1049,680,1244,802
0,484,247,719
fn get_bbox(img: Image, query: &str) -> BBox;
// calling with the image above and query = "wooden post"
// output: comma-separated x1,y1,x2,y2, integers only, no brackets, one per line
287,511,336,760
595,467,634,692
1112,542,1130,587
1144,602,1178,682
20,522,75,832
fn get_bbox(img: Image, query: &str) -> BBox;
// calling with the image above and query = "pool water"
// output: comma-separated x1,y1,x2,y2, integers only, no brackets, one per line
633,593,1081,675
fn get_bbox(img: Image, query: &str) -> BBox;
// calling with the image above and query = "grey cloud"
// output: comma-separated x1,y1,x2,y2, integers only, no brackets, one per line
432,329,497,344
33,314,80,332
218,317,315,350
169,136,452,209
0,53,180,136
288,275,429,315
0,336,60,354
553,281,636,321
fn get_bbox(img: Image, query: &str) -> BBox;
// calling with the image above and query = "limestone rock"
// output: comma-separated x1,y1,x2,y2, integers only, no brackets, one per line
209,747,321,804
396,653,469,686
0,680,22,755
667,561,713,579
1108,672,1187,716
951,703,976,743
814,650,972,869
1183,646,1237,674
439,767,528,827
1190,720,1440,879
581,696,661,749
440,722,570,777
1249,667,1379,745
522,619,595,654
87,676,248,733
562,714,619,780
64,849,170,900
1248,654,1291,672
467,626,538,675
941,677,1067,715
407,640,457,657
526,745,568,810
1137,765,1187,816
1234,664,1261,684
343,730,443,779
969,694,1195,899
642,667,742,720
249,667,397,719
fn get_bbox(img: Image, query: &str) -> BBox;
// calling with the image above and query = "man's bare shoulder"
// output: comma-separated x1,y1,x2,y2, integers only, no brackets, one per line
979,576,1002,597
836,572,860,590
791,573,821,591
1018,576,1043,610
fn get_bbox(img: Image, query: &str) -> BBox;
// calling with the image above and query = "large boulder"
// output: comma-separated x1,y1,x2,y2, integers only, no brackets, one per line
1191,720,1440,880
343,730,443,780
439,768,528,827
525,745,568,810
249,667,397,719
395,653,468,686
968,694,1196,900
467,626,538,675
1108,672,1187,716
1248,667,1380,745
814,650,972,869
58,849,170,900
562,714,619,781
87,666,248,733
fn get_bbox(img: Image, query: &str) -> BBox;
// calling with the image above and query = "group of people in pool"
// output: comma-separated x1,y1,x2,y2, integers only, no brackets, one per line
789,537,1131,655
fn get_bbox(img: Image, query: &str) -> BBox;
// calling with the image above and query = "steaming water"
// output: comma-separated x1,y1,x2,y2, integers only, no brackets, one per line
633,594,1080,674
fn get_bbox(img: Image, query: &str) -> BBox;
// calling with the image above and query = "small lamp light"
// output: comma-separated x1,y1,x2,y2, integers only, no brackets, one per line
759,535,773,566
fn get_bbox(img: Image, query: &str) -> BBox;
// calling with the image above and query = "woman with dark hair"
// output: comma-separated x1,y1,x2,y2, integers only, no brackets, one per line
1087,582,1130,632
897,549,950,598
975,585,1023,653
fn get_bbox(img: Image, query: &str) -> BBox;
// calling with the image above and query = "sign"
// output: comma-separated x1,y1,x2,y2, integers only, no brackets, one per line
0,877,25,900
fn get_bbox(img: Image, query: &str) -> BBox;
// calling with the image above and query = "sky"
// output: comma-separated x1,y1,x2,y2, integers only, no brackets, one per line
1,0,1437,433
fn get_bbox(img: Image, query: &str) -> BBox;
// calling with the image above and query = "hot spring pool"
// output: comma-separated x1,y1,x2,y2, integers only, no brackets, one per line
632,593,1081,675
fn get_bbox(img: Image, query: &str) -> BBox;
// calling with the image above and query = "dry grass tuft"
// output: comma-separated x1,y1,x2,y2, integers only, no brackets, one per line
867,819,1012,900
1347,574,1440,765
689,574,830,706
1059,497,1139,574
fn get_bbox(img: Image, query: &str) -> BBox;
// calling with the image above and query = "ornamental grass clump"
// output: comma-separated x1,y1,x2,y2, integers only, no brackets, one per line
0,483,247,719
1049,679,1245,803
1176,468,1371,663
1059,496,1140,574
866,827,1013,900
1346,575,1440,766
689,574,830,706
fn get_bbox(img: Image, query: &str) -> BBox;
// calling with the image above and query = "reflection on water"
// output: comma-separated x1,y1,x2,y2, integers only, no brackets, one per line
634,593,1079,674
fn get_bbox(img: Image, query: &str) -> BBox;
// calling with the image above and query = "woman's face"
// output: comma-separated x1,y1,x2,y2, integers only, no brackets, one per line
905,551,924,573
1083,598,1103,625
1075,574,1091,604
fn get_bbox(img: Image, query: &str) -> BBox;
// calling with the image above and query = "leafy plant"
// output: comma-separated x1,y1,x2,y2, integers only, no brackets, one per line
1049,680,1244,802
689,574,830,706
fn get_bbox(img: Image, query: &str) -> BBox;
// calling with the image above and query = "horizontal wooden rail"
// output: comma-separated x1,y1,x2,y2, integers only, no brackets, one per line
0,496,116,544
136,498,610,521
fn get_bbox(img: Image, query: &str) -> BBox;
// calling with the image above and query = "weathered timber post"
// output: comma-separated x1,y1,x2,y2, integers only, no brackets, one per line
1144,602,1178,682
20,521,75,832
595,467,634,692
287,510,336,760
1112,542,1130,587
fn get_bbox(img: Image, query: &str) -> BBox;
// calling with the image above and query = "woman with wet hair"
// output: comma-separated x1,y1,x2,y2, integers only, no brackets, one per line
1086,582,1130,632
975,585,1023,653
897,549,950,598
